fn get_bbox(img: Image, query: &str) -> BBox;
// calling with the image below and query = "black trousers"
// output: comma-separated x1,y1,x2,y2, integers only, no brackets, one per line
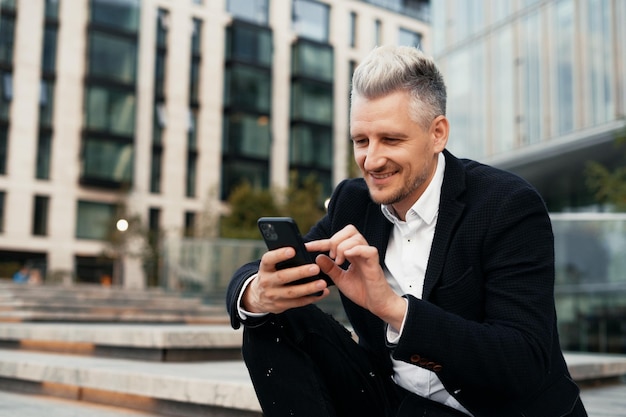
242,305,468,417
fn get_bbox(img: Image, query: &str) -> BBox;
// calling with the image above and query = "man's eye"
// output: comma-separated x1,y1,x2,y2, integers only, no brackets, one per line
353,139,368,146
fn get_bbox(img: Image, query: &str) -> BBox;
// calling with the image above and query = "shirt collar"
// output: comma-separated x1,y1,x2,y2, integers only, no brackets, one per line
381,152,446,225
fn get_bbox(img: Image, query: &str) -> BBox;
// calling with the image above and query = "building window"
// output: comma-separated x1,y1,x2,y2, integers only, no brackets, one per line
222,22,272,200
85,86,136,136
0,125,7,175
223,113,270,159
291,80,333,124
224,65,271,112
290,40,334,198
292,0,329,43
32,195,50,236
42,25,58,73
292,40,333,81
0,191,5,233
151,9,168,194
76,200,116,240
227,0,269,25
186,19,202,198
81,137,133,186
39,80,55,126
83,0,139,189
0,10,15,66
398,28,422,48
553,0,575,135
88,31,137,84
184,211,195,237
90,0,140,32
226,22,272,66
36,132,52,179
349,11,357,48
374,19,382,46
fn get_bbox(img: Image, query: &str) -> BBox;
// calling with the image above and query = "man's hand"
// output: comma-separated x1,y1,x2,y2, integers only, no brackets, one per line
242,247,329,314
306,225,406,330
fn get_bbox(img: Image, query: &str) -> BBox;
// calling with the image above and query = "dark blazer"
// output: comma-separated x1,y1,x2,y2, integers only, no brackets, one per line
227,150,584,417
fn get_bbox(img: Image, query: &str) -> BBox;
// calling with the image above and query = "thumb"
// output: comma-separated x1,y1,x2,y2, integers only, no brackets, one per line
315,254,344,282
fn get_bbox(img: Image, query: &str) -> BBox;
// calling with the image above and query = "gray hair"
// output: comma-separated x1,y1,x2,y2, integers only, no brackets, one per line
351,45,447,129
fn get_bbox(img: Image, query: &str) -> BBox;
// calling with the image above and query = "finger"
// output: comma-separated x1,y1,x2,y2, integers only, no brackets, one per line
259,247,295,273
315,254,345,283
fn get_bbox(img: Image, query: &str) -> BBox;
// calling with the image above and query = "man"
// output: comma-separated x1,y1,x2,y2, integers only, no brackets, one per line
226,45,586,417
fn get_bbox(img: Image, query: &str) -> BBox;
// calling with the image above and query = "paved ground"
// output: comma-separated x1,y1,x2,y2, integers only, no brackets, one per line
0,391,164,417
1,378,625,417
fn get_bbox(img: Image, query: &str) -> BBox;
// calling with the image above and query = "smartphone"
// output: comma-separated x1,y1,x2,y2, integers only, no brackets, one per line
257,217,325,294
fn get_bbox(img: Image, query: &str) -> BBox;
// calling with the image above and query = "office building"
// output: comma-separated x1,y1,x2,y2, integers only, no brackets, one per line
0,0,430,285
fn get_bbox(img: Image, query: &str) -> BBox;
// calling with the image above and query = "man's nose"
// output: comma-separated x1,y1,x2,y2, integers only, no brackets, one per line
363,142,385,170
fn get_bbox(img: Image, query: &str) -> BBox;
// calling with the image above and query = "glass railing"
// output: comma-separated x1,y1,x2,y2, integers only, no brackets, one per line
162,213,626,353
551,213,626,353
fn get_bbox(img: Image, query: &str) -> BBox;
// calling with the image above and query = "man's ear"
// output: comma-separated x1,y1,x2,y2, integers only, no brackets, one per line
431,115,449,152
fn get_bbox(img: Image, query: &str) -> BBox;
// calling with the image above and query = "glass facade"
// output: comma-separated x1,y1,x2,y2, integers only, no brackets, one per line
222,21,272,200
150,8,167,193
553,214,626,353
433,0,624,210
227,0,269,25
82,0,139,188
433,0,626,353
37,0,59,181
290,39,334,198
293,0,329,43
0,3,15,176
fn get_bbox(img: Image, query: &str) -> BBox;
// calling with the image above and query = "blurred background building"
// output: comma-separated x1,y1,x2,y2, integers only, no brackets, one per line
0,0,429,285
1,0,624,353
431,0,626,354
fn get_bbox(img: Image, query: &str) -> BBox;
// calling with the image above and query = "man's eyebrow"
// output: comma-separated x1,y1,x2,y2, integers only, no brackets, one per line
350,131,409,140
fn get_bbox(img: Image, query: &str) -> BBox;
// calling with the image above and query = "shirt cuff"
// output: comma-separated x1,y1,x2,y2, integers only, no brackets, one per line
237,273,270,321
386,297,409,344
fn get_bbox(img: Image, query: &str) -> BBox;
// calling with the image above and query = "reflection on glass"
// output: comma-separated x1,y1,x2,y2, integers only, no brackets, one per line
76,200,116,240
85,86,136,135
292,41,333,82
82,137,133,183
552,214,626,353
227,0,269,25
291,80,333,124
90,0,140,32
290,124,332,168
554,0,574,135
89,31,137,84
292,0,329,43
491,26,514,154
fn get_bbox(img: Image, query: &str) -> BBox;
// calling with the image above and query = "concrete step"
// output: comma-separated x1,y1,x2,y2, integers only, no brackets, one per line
0,390,167,417
0,349,261,417
0,348,624,417
0,282,229,324
0,323,242,361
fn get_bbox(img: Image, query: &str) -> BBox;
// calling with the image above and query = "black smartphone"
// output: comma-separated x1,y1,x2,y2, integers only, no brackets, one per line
257,217,325,293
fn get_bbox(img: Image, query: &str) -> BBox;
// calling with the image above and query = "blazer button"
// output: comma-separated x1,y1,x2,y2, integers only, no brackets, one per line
410,354,421,363
433,365,443,372
426,361,435,369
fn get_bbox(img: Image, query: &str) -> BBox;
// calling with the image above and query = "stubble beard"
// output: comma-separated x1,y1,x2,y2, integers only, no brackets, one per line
367,164,431,207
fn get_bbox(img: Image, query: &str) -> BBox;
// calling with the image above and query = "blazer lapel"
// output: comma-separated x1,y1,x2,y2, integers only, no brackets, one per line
422,150,466,300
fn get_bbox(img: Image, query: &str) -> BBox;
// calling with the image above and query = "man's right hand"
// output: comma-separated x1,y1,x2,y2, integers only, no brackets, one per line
242,247,329,314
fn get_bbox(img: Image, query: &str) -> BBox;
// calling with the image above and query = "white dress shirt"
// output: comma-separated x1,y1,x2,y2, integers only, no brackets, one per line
382,153,471,415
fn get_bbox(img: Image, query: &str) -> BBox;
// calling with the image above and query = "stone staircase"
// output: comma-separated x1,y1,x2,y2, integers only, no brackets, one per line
0,281,625,416
0,282,229,324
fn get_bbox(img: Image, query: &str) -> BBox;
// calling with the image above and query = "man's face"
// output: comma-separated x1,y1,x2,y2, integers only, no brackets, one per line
350,90,447,219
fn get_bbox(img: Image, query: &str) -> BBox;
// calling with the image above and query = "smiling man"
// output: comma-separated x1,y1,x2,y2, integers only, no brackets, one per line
226,45,587,417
